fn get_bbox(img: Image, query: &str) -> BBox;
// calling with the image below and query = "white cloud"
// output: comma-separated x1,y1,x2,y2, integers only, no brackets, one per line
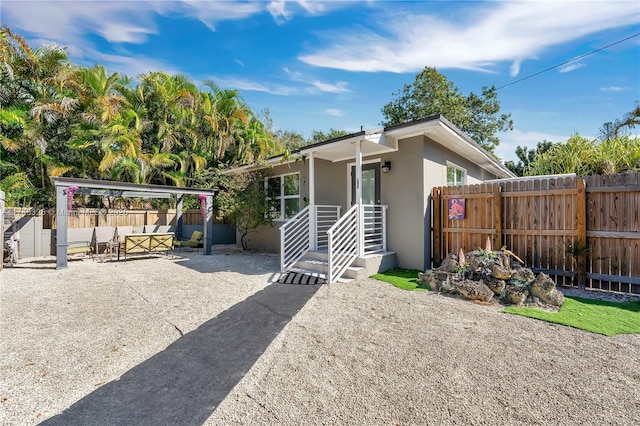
496,129,567,163
284,67,351,93
213,77,298,96
234,59,245,67
1,1,161,44
88,50,181,77
325,108,343,117
510,59,522,77
309,80,350,94
558,62,585,73
176,1,263,31
299,1,640,73
266,0,353,20
600,86,628,92
95,22,157,44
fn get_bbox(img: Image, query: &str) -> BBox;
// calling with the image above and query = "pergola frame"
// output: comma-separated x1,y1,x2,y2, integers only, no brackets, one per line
51,177,217,269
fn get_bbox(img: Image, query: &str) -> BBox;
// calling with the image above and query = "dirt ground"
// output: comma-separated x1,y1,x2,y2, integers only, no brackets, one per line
1,251,639,425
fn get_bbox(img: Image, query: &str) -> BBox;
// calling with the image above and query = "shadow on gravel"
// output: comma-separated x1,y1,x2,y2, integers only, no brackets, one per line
42,282,320,426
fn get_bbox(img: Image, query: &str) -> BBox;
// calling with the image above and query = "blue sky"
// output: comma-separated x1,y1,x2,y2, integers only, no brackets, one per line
2,0,639,162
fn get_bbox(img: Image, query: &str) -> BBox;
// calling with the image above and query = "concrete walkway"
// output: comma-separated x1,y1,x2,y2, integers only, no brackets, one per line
42,282,320,426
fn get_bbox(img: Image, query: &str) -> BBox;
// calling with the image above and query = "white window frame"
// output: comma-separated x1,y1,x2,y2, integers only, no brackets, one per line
446,161,467,186
265,172,300,221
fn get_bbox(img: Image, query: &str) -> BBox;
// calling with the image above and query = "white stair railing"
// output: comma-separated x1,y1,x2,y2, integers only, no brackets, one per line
362,204,388,254
315,205,341,250
327,204,359,283
280,206,311,272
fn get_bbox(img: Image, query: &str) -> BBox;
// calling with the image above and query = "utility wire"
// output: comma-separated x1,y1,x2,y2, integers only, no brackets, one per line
496,31,640,90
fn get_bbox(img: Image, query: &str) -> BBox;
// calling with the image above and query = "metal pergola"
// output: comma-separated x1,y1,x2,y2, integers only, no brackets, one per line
51,177,217,269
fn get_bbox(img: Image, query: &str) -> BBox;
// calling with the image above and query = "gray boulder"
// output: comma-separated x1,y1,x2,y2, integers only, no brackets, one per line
505,286,528,305
530,273,565,306
511,267,534,282
456,279,494,302
484,276,506,295
490,263,512,280
438,254,459,273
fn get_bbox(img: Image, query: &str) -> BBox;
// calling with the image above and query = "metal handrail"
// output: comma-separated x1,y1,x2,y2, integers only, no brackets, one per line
315,205,341,250
280,206,311,271
327,204,359,283
362,204,388,254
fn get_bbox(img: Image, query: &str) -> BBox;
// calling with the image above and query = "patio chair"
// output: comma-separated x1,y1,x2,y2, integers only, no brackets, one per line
93,226,115,253
67,228,95,260
174,231,203,252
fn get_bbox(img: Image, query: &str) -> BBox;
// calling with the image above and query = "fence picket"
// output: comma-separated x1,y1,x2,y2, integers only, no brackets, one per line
433,172,640,294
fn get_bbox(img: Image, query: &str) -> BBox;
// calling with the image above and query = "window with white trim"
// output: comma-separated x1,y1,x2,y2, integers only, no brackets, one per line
265,173,300,220
446,162,467,186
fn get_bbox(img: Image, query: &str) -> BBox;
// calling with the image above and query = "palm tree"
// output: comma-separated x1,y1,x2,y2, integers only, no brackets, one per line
201,81,248,160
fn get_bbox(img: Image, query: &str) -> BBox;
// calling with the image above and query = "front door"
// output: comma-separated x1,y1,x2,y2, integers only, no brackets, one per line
351,163,380,205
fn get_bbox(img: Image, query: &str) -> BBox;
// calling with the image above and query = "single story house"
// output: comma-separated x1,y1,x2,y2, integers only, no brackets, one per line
223,115,515,282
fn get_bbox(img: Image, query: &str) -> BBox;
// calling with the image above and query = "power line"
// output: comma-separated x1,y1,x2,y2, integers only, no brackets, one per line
496,32,640,90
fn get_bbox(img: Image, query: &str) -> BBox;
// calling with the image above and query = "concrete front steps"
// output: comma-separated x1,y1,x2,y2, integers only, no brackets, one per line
285,250,396,283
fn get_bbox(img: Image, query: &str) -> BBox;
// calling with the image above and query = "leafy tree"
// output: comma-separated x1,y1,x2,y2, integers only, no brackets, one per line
613,104,640,137
504,141,554,176
275,129,306,151
598,104,640,141
0,25,276,207
216,171,274,250
259,108,306,151
309,128,349,144
381,67,513,153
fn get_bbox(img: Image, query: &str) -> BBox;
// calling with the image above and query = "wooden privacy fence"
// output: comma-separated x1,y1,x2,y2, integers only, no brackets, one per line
432,172,640,294
42,209,226,229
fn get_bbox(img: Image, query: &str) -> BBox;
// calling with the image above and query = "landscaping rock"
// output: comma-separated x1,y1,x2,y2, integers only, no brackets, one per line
511,267,535,282
530,273,565,306
505,286,528,305
456,279,494,302
418,270,457,292
428,247,564,308
438,254,459,273
484,276,506,295
418,270,433,284
490,263,512,280
467,251,484,272
497,252,511,269
440,276,458,294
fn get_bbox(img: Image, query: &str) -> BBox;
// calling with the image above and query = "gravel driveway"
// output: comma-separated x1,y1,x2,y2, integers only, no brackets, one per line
1,251,639,425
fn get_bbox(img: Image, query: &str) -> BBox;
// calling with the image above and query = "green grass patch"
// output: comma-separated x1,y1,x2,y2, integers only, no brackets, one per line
371,269,429,291
504,296,640,336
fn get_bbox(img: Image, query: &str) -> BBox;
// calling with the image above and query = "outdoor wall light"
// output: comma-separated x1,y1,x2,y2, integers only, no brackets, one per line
381,161,391,173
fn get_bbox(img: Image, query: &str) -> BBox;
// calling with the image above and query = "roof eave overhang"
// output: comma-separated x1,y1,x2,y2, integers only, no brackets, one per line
299,132,398,163
386,119,514,179
219,155,300,175
50,177,217,196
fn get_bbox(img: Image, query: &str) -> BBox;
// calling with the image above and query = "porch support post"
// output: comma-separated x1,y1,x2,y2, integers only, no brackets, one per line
356,140,364,257
55,185,68,269
176,194,183,240
309,151,316,250
203,195,213,255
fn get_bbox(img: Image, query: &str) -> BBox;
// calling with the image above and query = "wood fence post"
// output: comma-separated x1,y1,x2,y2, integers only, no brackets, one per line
493,185,502,249
576,178,587,289
432,187,441,266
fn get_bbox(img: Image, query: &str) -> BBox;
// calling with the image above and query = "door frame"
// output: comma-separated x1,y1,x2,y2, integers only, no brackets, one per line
347,158,381,206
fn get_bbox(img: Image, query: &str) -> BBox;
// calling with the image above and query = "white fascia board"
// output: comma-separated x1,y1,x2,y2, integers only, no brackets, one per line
436,122,514,178
51,177,216,195
298,135,363,156
384,119,440,139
